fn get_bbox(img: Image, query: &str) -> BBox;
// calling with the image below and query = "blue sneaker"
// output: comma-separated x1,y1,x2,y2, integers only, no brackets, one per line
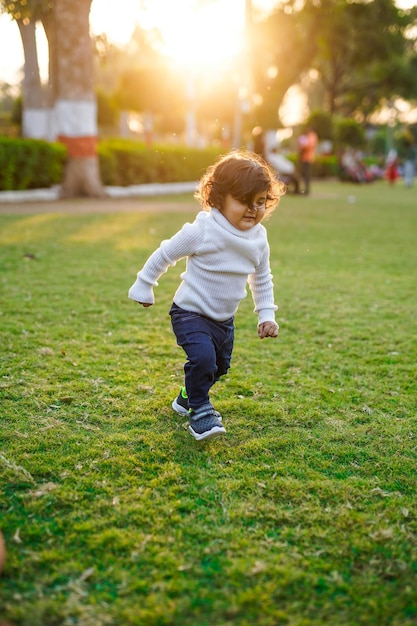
189,404,226,441
172,388,223,421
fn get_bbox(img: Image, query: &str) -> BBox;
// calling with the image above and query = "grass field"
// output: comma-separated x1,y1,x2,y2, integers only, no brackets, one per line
1,179,416,626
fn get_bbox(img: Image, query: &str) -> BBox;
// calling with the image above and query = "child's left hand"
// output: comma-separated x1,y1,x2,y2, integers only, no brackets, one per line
258,321,279,339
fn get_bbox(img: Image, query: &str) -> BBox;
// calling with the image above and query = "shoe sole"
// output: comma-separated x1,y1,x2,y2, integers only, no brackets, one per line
172,398,189,415
188,425,226,441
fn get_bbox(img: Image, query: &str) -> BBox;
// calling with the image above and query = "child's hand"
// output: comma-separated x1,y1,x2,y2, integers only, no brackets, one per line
258,321,279,339
137,302,153,308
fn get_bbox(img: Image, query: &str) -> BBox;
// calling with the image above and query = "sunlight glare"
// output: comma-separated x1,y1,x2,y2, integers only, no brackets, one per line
279,85,309,127
139,0,245,69
90,0,137,44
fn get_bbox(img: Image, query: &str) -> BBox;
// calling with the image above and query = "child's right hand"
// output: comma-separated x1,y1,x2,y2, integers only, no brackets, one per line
137,302,153,308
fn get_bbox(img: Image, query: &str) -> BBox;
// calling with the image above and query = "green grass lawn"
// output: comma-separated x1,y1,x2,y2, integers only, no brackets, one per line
1,179,416,626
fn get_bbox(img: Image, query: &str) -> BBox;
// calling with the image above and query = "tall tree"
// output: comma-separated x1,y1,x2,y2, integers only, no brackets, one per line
53,0,105,197
249,0,318,127
248,0,417,125
305,0,417,118
1,0,105,197
16,18,47,136
1,0,51,138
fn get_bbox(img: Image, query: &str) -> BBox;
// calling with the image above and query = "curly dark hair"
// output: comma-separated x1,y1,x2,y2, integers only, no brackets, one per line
195,149,286,219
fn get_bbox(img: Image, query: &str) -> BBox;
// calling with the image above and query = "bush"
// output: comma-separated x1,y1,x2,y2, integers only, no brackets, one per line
97,140,223,186
0,137,66,191
313,154,339,178
0,138,225,192
307,110,334,140
286,152,339,178
334,118,365,149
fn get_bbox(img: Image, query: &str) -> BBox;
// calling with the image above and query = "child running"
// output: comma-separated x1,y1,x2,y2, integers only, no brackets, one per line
128,150,286,441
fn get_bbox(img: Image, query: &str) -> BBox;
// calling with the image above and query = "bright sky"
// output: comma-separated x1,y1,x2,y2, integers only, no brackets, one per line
90,0,249,65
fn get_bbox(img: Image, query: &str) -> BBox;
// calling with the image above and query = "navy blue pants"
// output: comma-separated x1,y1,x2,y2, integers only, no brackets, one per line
169,303,235,410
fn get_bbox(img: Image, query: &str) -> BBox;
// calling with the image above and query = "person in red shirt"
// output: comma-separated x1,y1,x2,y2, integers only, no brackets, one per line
385,149,399,185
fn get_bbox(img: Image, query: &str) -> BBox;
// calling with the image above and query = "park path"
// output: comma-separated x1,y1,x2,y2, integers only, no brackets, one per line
0,181,199,215
0,197,200,215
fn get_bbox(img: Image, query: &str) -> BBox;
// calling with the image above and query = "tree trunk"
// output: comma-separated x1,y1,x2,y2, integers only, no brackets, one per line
53,0,106,198
41,13,59,141
17,18,48,139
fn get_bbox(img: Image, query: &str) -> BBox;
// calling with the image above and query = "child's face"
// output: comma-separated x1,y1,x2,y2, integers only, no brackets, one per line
221,190,267,231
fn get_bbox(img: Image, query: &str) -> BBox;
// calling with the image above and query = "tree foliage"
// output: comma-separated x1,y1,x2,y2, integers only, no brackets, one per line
307,110,334,140
1,0,52,22
334,117,365,148
248,0,417,126
308,0,417,118
249,1,317,127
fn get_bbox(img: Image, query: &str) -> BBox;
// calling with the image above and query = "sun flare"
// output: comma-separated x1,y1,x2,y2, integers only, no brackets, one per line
90,0,246,71
152,1,245,69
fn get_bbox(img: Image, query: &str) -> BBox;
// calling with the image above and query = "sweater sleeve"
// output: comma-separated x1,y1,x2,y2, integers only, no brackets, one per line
128,218,204,304
248,245,278,324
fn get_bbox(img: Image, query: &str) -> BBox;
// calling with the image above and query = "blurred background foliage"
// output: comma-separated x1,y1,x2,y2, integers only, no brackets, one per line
0,0,417,190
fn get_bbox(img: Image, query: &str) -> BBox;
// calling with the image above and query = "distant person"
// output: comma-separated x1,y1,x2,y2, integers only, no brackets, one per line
266,147,301,194
128,150,285,441
255,128,301,193
298,126,318,194
403,138,415,188
340,148,375,183
386,149,399,185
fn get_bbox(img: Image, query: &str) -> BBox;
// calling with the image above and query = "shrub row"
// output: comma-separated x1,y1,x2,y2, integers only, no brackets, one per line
0,137,224,191
97,140,222,186
0,137,67,191
286,153,339,178
0,137,340,192
99,142,340,184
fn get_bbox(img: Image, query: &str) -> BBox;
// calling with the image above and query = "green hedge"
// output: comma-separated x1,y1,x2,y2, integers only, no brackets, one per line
312,155,339,178
97,140,222,186
286,153,339,178
0,137,67,191
0,137,224,191
0,137,339,192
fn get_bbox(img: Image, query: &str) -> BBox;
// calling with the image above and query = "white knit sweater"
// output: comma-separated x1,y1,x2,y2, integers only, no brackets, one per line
128,208,277,324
